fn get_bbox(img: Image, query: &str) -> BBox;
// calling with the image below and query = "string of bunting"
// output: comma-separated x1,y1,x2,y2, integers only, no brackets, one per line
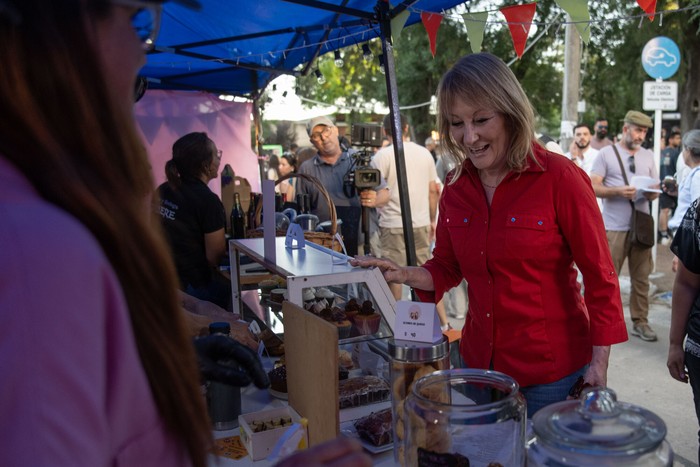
402,1,699,59
154,2,698,71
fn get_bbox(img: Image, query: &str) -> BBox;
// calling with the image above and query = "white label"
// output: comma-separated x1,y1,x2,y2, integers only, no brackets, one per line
394,301,442,343
643,81,678,111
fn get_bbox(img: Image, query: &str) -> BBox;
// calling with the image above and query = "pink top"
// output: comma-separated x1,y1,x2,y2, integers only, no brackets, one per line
0,157,188,466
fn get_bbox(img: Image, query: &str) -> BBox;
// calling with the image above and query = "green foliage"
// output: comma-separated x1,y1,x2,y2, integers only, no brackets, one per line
292,0,700,143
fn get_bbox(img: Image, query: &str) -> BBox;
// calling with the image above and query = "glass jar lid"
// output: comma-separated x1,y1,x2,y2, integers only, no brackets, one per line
532,388,667,458
388,336,448,362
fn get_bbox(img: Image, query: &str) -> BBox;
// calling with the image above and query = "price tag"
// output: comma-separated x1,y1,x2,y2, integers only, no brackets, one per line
394,301,442,343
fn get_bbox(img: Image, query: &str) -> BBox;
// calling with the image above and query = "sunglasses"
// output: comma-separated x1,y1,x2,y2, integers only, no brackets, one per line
597,125,608,129
111,0,162,51
628,156,635,174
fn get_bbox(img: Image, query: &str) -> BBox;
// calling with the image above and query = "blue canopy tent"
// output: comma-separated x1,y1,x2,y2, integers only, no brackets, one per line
143,0,464,98
142,0,467,265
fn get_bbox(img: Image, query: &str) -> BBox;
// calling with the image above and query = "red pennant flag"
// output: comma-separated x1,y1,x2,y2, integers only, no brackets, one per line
499,3,537,59
636,0,656,21
421,12,443,58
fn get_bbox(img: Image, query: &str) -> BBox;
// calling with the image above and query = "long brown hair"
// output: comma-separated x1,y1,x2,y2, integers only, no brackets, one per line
0,1,212,465
437,53,539,184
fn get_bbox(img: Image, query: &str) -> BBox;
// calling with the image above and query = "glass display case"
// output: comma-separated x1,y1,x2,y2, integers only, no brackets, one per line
229,237,396,341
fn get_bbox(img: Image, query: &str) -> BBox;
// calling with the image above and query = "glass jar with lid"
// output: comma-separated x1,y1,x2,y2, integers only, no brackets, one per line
403,368,526,466
528,387,673,466
388,337,450,464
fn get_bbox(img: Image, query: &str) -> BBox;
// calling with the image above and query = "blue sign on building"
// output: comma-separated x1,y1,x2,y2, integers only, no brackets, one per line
642,36,681,80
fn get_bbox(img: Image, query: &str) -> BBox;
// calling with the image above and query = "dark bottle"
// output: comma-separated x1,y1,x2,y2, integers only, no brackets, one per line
275,193,283,212
296,193,309,214
247,193,260,230
231,192,246,239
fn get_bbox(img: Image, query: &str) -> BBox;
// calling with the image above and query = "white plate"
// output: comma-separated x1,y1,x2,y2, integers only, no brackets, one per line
268,388,288,400
340,419,393,454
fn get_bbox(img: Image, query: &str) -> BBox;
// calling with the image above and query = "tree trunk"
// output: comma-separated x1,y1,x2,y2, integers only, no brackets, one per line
680,1,700,132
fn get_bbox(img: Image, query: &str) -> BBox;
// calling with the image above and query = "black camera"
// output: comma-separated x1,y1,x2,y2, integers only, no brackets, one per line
351,123,384,148
354,167,381,189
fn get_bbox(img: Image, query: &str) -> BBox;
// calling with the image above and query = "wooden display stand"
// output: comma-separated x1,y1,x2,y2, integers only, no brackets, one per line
283,301,339,447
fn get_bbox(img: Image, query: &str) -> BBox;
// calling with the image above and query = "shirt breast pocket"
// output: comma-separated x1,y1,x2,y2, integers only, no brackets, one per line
504,213,555,259
444,208,475,256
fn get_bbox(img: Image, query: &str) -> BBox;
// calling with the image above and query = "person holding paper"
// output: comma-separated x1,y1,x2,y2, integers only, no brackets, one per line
590,110,660,342
351,53,627,418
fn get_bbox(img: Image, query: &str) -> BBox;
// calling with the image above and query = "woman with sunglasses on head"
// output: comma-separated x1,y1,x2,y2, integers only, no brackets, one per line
668,130,700,234
352,53,627,418
276,153,298,200
0,1,369,466
157,132,231,310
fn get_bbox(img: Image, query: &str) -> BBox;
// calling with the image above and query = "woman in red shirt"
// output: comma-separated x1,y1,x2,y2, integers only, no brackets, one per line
352,53,628,417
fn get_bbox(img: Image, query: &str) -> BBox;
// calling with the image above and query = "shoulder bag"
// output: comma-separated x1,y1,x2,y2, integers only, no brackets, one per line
613,145,655,249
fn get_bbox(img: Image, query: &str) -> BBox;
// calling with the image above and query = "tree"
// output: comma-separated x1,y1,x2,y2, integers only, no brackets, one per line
293,0,700,142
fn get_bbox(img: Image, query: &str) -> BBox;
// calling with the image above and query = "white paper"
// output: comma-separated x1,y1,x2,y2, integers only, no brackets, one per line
630,175,662,200
394,301,442,343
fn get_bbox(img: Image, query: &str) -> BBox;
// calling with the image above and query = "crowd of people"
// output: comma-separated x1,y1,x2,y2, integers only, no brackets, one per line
4,0,700,463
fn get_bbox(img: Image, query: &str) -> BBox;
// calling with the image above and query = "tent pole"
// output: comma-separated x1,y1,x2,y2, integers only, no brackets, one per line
252,98,265,187
377,1,417,272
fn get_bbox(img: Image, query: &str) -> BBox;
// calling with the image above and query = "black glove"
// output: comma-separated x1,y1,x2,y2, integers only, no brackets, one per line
193,334,270,389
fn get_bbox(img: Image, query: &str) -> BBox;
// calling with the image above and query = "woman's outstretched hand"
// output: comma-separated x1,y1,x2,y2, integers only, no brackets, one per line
350,255,407,284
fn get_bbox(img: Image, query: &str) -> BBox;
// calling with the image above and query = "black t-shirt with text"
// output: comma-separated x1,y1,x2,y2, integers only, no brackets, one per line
157,178,225,288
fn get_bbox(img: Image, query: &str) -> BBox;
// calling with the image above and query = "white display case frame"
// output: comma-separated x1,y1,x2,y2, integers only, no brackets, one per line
229,237,396,334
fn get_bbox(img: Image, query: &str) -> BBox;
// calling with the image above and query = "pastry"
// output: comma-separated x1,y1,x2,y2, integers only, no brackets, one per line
335,319,352,339
258,279,278,296
353,300,381,335
268,365,287,393
302,288,316,303
270,288,287,304
338,375,390,409
338,350,353,369
315,287,335,304
344,298,361,322
353,408,393,447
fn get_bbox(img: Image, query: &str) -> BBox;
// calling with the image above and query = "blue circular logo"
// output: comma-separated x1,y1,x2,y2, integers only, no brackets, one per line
642,36,680,80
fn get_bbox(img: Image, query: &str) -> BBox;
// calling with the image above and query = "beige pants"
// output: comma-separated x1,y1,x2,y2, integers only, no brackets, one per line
380,226,431,266
606,230,653,325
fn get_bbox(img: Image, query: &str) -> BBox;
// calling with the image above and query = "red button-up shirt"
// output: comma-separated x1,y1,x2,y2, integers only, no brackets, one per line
418,144,628,387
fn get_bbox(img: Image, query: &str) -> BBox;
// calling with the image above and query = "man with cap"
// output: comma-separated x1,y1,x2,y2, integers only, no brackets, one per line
297,116,389,257
590,111,660,342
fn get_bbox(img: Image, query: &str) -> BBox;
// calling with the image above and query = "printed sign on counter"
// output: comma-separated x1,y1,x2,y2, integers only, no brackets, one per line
395,301,442,344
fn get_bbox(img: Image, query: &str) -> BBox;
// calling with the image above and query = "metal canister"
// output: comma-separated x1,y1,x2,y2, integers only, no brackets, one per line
206,322,242,431
388,337,450,465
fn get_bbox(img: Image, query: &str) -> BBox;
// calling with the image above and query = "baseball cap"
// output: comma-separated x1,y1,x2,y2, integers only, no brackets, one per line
307,116,334,136
623,110,653,128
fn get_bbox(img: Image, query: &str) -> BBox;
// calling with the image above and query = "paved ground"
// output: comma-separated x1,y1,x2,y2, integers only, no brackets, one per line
446,244,699,466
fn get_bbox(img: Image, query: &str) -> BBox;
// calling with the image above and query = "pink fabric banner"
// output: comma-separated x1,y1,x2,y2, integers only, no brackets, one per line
134,90,260,196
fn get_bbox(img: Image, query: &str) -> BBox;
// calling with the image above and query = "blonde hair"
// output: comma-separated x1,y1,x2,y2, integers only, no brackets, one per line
437,53,540,183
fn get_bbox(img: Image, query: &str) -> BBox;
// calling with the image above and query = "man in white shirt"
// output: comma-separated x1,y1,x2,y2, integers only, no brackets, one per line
372,113,439,301
567,123,599,175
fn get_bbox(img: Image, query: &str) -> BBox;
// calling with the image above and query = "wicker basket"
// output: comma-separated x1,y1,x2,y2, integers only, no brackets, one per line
247,172,343,252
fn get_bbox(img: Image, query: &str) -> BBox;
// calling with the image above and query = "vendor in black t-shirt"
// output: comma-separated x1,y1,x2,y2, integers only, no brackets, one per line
157,132,230,309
